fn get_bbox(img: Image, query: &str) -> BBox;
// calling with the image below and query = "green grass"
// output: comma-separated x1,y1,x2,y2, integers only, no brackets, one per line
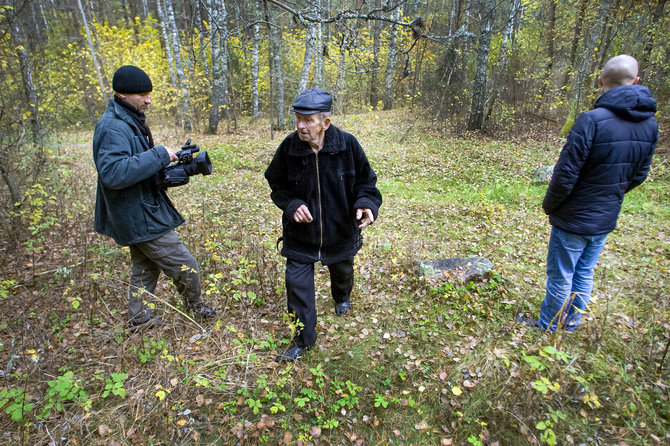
0,110,668,445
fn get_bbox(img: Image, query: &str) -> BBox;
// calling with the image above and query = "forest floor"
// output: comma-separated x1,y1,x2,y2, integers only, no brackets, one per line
1,110,669,445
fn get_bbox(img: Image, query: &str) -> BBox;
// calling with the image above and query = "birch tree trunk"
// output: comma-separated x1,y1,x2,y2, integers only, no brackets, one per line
484,0,522,120
640,0,667,81
251,0,261,120
466,0,495,131
297,22,316,94
165,0,192,131
561,0,588,91
383,6,401,110
156,0,178,90
538,0,556,101
314,0,326,88
195,2,211,94
208,0,229,133
77,0,107,103
264,1,285,131
7,0,43,186
369,4,382,107
559,2,609,137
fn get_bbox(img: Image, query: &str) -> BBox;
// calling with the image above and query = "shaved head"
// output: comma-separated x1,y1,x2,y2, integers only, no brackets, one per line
599,55,639,91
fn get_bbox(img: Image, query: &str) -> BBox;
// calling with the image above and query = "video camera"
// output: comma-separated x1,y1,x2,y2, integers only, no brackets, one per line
155,139,212,189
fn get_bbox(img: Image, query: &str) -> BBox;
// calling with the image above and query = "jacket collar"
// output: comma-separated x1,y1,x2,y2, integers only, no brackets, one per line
107,99,150,151
288,124,345,156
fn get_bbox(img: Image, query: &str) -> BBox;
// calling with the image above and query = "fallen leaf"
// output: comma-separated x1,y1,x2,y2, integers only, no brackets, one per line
98,425,110,437
309,426,321,438
415,421,430,430
452,386,463,396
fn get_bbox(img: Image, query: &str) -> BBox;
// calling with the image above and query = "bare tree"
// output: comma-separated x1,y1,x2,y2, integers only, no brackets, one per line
466,0,495,131
77,0,107,103
251,0,261,120
165,0,193,131
559,1,610,137
383,5,401,110
264,0,285,131
208,0,230,133
297,21,317,94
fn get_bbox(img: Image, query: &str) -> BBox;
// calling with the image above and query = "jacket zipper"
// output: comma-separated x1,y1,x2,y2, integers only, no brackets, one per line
315,152,323,261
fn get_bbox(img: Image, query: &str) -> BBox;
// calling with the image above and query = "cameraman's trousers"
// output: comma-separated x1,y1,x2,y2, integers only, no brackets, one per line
285,258,354,348
127,230,202,324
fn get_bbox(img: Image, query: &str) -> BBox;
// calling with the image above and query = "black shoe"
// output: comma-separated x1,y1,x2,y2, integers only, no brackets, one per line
335,301,351,316
190,303,216,319
516,314,539,328
128,315,165,331
276,345,310,362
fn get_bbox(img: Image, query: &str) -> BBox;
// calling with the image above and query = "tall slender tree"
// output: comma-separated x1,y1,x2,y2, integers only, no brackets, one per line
77,0,107,103
208,0,230,133
383,6,401,110
165,0,192,131
466,0,495,131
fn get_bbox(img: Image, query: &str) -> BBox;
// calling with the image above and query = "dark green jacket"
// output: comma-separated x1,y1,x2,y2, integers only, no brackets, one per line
93,100,184,246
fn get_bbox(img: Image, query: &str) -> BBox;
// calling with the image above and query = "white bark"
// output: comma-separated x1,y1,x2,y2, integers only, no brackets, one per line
165,0,192,131
297,23,316,94
77,0,107,102
383,6,401,110
156,0,177,89
208,0,230,132
251,0,261,120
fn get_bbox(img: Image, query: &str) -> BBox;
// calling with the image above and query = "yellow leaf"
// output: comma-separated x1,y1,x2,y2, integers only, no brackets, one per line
452,386,463,396
156,390,166,400
176,419,187,426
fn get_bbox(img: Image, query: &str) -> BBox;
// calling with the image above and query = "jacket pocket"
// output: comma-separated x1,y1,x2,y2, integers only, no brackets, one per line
142,201,171,234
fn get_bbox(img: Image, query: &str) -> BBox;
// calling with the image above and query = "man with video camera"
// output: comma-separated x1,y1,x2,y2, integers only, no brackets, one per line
93,65,215,329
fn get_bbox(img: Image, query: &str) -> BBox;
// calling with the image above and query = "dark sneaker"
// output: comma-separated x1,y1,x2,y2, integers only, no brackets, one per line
128,315,165,331
276,345,310,362
335,301,351,316
516,314,539,329
190,303,216,319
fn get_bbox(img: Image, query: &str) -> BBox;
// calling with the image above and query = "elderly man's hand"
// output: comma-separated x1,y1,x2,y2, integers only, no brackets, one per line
294,204,313,223
356,208,375,228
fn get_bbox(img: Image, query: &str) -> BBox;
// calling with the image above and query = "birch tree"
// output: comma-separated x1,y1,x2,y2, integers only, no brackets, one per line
251,0,261,120
264,1,285,131
466,0,495,131
297,21,317,94
165,0,192,131
208,0,230,133
383,6,401,110
559,2,610,137
77,0,107,103
156,0,178,90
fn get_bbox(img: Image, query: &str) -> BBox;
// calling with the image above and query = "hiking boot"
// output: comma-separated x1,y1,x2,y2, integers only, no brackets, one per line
189,302,217,319
515,314,539,329
335,300,351,316
276,344,310,362
128,315,165,331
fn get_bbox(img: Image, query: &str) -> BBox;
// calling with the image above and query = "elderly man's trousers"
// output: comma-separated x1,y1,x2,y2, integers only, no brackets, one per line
285,258,354,347
127,230,202,324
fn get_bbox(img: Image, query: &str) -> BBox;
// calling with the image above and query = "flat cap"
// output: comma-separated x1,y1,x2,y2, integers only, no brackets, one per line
113,65,153,94
291,88,332,114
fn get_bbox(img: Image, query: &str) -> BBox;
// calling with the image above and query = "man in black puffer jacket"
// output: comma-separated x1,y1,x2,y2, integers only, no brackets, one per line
265,88,382,360
525,55,658,332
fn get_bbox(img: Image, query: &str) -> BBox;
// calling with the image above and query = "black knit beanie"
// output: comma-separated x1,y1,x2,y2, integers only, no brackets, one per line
112,65,153,94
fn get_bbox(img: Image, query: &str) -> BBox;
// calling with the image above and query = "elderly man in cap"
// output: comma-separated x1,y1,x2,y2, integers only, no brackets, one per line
265,88,383,361
93,65,216,329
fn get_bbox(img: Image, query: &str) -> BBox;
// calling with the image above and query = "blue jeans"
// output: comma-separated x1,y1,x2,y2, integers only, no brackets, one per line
539,227,608,332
